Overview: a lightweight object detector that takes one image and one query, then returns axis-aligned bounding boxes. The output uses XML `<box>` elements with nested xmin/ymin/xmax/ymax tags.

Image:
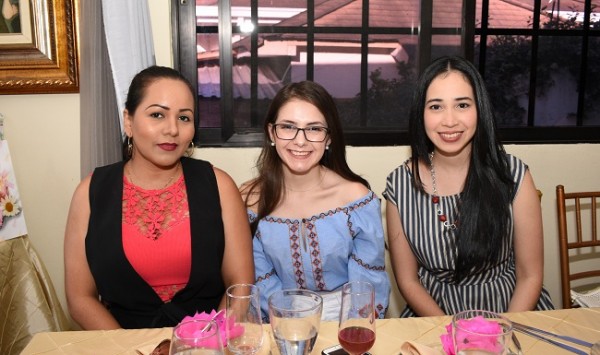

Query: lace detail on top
<box><xmin>123</xmin><ymin>174</ymin><xmax>189</xmax><ymax>240</ymax></box>
<box><xmin>156</xmin><ymin>284</ymin><xmax>187</xmax><ymax>302</ymax></box>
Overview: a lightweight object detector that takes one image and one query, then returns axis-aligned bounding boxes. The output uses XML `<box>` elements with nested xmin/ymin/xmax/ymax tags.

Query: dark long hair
<box><xmin>245</xmin><ymin>81</ymin><xmax>369</xmax><ymax>235</ymax></box>
<box><xmin>409</xmin><ymin>56</ymin><xmax>514</xmax><ymax>281</ymax></box>
<box><xmin>121</xmin><ymin>65</ymin><xmax>197</xmax><ymax>161</ymax></box>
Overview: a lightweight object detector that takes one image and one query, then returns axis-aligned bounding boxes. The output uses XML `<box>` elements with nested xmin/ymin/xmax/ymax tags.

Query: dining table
<box><xmin>20</xmin><ymin>307</ymin><xmax>600</xmax><ymax>354</ymax></box>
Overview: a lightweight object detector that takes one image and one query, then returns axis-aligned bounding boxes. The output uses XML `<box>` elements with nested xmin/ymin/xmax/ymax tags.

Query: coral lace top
<box><xmin>122</xmin><ymin>174</ymin><xmax>191</xmax><ymax>302</ymax></box>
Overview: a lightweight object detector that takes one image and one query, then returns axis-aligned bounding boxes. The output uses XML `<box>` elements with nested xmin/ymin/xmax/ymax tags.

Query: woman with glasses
<box><xmin>241</xmin><ymin>81</ymin><xmax>390</xmax><ymax>321</ymax></box>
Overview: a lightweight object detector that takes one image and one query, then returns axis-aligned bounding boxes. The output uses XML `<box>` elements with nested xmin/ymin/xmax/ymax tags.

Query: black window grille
<box><xmin>173</xmin><ymin>0</ymin><xmax>600</xmax><ymax>147</ymax></box>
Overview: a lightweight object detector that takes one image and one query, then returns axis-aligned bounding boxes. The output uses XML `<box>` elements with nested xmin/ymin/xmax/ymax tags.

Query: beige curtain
<box><xmin>79</xmin><ymin>0</ymin><xmax>123</xmax><ymax>177</ymax></box>
<box><xmin>0</xmin><ymin>236</ymin><xmax>70</xmax><ymax>355</ymax></box>
<box><xmin>79</xmin><ymin>0</ymin><xmax>155</xmax><ymax>177</ymax></box>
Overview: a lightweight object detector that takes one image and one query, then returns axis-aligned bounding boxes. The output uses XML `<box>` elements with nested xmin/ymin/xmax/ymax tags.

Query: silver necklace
<box><xmin>429</xmin><ymin>152</ymin><xmax>457</xmax><ymax>230</ymax></box>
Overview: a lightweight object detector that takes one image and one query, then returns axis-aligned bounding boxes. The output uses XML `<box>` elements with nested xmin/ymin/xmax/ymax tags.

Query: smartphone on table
<box><xmin>321</xmin><ymin>344</ymin><xmax>372</xmax><ymax>355</ymax></box>
<box><xmin>321</xmin><ymin>344</ymin><xmax>349</xmax><ymax>355</ymax></box>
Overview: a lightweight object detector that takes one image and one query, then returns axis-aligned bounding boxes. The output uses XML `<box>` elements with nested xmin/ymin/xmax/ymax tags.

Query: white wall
<box><xmin>0</xmin><ymin>0</ymin><xmax>599</xmax><ymax>325</ymax></box>
<box><xmin>0</xmin><ymin>94</ymin><xmax>80</xmax><ymax>317</ymax></box>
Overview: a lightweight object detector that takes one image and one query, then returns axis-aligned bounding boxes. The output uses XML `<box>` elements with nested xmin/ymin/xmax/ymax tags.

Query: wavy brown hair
<box><xmin>244</xmin><ymin>81</ymin><xmax>369</xmax><ymax>235</ymax></box>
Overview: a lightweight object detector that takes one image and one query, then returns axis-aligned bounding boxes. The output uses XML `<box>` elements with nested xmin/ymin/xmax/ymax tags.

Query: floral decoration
<box><xmin>177</xmin><ymin>309</ymin><xmax>244</xmax><ymax>347</ymax></box>
<box><xmin>440</xmin><ymin>316</ymin><xmax>504</xmax><ymax>355</ymax></box>
<box><xmin>0</xmin><ymin>170</ymin><xmax>21</xmax><ymax>229</ymax></box>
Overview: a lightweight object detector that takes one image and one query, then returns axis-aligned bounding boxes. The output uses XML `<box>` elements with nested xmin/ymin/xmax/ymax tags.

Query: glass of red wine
<box><xmin>337</xmin><ymin>281</ymin><xmax>376</xmax><ymax>355</ymax></box>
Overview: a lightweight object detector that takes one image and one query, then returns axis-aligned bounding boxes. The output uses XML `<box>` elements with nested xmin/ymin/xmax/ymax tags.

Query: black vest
<box><xmin>86</xmin><ymin>157</ymin><xmax>225</xmax><ymax>328</ymax></box>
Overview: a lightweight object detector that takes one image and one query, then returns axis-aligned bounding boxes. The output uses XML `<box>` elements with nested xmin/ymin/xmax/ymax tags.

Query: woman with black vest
<box><xmin>64</xmin><ymin>66</ymin><xmax>254</xmax><ymax>329</ymax></box>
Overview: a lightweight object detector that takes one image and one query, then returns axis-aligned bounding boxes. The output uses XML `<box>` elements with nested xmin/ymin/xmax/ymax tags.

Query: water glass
<box><xmin>226</xmin><ymin>284</ymin><xmax>263</xmax><ymax>354</ymax></box>
<box><xmin>268</xmin><ymin>289</ymin><xmax>323</xmax><ymax>355</ymax></box>
<box><xmin>170</xmin><ymin>319</ymin><xmax>224</xmax><ymax>355</ymax></box>
<box><xmin>452</xmin><ymin>310</ymin><xmax>513</xmax><ymax>355</ymax></box>
<box><xmin>338</xmin><ymin>281</ymin><xmax>376</xmax><ymax>355</ymax></box>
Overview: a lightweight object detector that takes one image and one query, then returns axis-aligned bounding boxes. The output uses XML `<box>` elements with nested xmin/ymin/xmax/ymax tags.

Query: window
<box><xmin>173</xmin><ymin>0</ymin><xmax>600</xmax><ymax>147</ymax></box>
<box><xmin>474</xmin><ymin>0</ymin><xmax>600</xmax><ymax>142</ymax></box>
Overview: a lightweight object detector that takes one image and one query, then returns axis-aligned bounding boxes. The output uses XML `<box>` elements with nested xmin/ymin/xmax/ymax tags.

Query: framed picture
<box><xmin>0</xmin><ymin>0</ymin><xmax>79</xmax><ymax>94</ymax></box>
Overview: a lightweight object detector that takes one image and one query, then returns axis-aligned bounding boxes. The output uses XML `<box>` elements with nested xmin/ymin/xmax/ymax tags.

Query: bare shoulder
<box><xmin>212</xmin><ymin>166</ymin><xmax>237</xmax><ymax>189</ymax></box>
<box><xmin>514</xmin><ymin>169</ymin><xmax>539</xmax><ymax>205</ymax></box>
<box><xmin>239</xmin><ymin>178</ymin><xmax>258</xmax><ymax>196</ymax></box>
<box><xmin>239</xmin><ymin>178</ymin><xmax>260</xmax><ymax>208</ymax></box>
<box><xmin>71</xmin><ymin>175</ymin><xmax>92</xmax><ymax>205</ymax></box>
<box><xmin>65</xmin><ymin>175</ymin><xmax>93</xmax><ymax>243</ymax></box>
<box><xmin>212</xmin><ymin>167</ymin><xmax>244</xmax><ymax>204</ymax></box>
<box><xmin>324</xmin><ymin>170</ymin><xmax>371</xmax><ymax>204</ymax></box>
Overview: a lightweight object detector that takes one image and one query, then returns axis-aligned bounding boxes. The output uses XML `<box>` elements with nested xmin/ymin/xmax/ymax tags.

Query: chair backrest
<box><xmin>556</xmin><ymin>185</ymin><xmax>600</xmax><ymax>308</ymax></box>
<box><xmin>0</xmin><ymin>235</ymin><xmax>71</xmax><ymax>355</ymax></box>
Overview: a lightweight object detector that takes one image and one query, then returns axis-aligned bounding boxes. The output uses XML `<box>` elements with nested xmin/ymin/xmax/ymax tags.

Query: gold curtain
<box><xmin>0</xmin><ymin>235</ymin><xmax>70</xmax><ymax>355</ymax></box>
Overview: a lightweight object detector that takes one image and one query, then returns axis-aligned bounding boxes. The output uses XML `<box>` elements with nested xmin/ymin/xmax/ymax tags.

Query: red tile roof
<box><xmin>197</xmin><ymin>0</ymin><xmax>594</xmax><ymax>61</ymax></box>
<box><xmin>197</xmin><ymin>0</ymin><xmax>588</xmax><ymax>30</ymax></box>
<box><xmin>275</xmin><ymin>0</ymin><xmax>548</xmax><ymax>29</ymax></box>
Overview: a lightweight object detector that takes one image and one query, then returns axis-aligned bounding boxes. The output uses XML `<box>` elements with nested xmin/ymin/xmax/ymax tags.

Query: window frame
<box><xmin>172</xmin><ymin>0</ymin><xmax>600</xmax><ymax>147</ymax></box>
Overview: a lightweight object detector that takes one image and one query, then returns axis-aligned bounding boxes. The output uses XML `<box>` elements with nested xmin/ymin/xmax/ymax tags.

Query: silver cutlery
<box><xmin>512</xmin><ymin>322</ymin><xmax>593</xmax><ymax>355</ymax></box>
<box><xmin>509</xmin><ymin>332</ymin><xmax>523</xmax><ymax>355</ymax></box>
<box><xmin>513</xmin><ymin>321</ymin><xmax>593</xmax><ymax>347</ymax></box>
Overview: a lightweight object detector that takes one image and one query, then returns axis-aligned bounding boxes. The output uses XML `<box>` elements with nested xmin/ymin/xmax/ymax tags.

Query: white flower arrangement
<box><xmin>0</xmin><ymin>170</ymin><xmax>21</xmax><ymax>229</ymax></box>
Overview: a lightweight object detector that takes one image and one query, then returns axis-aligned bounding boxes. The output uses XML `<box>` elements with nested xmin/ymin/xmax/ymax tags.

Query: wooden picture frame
<box><xmin>0</xmin><ymin>0</ymin><xmax>79</xmax><ymax>94</ymax></box>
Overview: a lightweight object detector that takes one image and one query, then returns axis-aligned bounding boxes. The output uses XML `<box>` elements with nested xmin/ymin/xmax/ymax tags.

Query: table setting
<box><xmin>19</xmin><ymin>287</ymin><xmax>600</xmax><ymax>355</ymax></box>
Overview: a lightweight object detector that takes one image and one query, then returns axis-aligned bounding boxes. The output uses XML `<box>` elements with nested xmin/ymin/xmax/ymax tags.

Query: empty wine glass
<box><xmin>268</xmin><ymin>289</ymin><xmax>323</xmax><ymax>355</ymax></box>
<box><xmin>337</xmin><ymin>281</ymin><xmax>376</xmax><ymax>355</ymax></box>
<box><xmin>226</xmin><ymin>283</ymin><xmax>263</xmax><ymax>354</ymax></box>
<box><xmin>170</xmin><ymin>319</ymin><xmax>224</xmax><ymax>354</ymax></box>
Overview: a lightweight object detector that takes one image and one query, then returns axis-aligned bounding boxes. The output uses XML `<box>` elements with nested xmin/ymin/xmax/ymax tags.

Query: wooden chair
<box><xmin>556</xmin><ymin>185</ymin><xmax>600</xmax><ymax>308</ymax></box>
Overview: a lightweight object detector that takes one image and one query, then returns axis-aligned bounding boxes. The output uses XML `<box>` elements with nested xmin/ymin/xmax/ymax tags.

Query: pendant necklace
<box><xmin>128</xmin><ymin>162</ymin><xmax>180</xmax><ymax>190</ymax></box>
<box><xmin>429</xmin><ymin>152</ymin><xmax>457</xmax><ymax>230</ymax></box>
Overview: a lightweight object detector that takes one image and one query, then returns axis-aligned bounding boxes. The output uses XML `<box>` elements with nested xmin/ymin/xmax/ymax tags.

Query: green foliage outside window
<box><xmin>359</xmin><ymin>11</ymin><xmax>599</xmax><ymax>129</ymax></box>
<box><xmin>481</xmin><ymin>11</ymin><xmax>600</xmax><ymax>126</ymax></box>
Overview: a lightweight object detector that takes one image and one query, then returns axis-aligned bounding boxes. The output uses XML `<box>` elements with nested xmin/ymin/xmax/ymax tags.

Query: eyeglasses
<box><xmin>273</xmin><ymin>124</ymin><xmax>330</xmax><ymax>142</ymax></box>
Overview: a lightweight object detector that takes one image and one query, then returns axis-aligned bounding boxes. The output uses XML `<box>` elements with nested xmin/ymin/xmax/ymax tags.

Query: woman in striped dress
<box><xmin>383</xmin><ymin>56</ymin><xmax>553</xmax><ymax>317</ymax></box>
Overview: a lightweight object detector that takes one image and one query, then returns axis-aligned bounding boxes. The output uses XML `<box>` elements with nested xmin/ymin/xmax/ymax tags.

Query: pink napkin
<box><xmin>178</xmin><ymin>310</ymin><xmax>244</xmax><ymax>346</ymax></box>
<box><xmin>440</xmin><ymin>316</ymin><xmax>503</xmax><ymax>355</ymax></box>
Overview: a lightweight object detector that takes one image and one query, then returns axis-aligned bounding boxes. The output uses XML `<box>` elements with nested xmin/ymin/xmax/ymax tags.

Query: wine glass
<box><xmin>170</xmin><ymin>319</ymin><xmax>225</xmax><ymax>354</ymax></box>
<box><xmin>226</xmin><ymin>283</ymin><xmax>263</xmax><ymax>354</ymax></box>
<box><xmin>268</xmin><ymin>289</ymin><xmax>323</xmax><ymax>355</ymax></box>
<box><xmin>337</xmin><ymin>281</ymin><xmax>376</xmax><ymax>355</ymax></box>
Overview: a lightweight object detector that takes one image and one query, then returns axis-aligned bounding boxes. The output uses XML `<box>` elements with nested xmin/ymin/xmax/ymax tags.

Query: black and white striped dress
<box><xmin>383</xmin><ymin>154</ymin><xmax>554</xmax><ymax>317</ymax></box>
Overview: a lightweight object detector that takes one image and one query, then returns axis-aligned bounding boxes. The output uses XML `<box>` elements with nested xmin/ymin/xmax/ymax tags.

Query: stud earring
<box><xmin>325</xmin><ymin>145</ymin><xmax>329</xmax><ymax>150</ymax></box>
<box><xmin>270</xmin><ymin>141</ymin><xmax>275</xmax><ymax>147</ymax></box>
